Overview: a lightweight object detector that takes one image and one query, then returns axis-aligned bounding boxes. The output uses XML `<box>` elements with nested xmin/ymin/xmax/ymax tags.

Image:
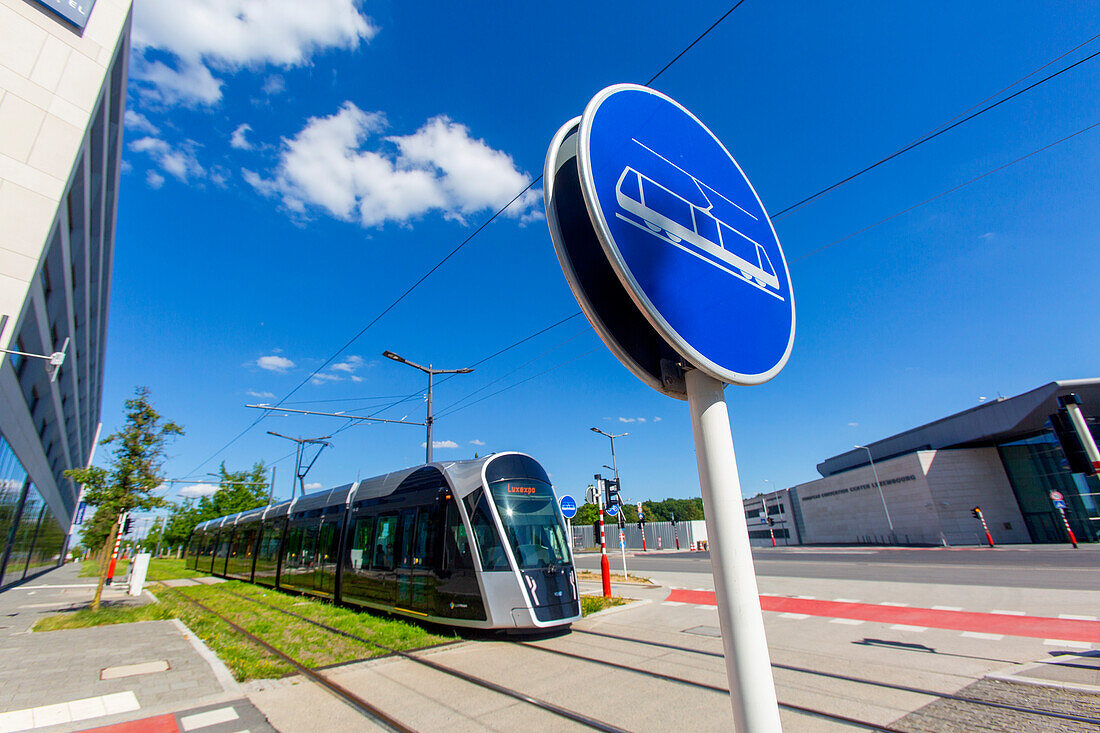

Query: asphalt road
<box><xmin>574</xmin><ymin>545</ymin><xmax>1100</xmax><ymax>590</ymax></box>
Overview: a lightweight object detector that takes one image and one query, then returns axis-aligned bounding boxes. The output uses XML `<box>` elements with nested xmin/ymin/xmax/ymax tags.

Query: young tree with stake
<box><xmin>65</xmin><ymin>387</ymin><xmax>182</xmax><ymax>610</ymax></box>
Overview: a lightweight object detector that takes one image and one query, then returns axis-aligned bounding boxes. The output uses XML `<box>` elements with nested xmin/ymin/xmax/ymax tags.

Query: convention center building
<box><xmin>774</xmin><ymin>380</ymin><xmax>1099</xmax><ymax>546</ymax></box>
<box><xmin>0</xmin><ymin>0</ymin><xmax>131</xmax><ymax>588</ymax></box>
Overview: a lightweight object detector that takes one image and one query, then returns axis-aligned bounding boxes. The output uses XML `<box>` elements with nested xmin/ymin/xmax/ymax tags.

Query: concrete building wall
<box><xmin>0</xmin><ymin>0</ymin><xmax>130</xmax><ymax>586</ymax></box>
<box><xmin>920</xmin><ymin>448</ymin><xmax>1030</xmax><ymax>545</ymax></box>
<box><xmin>743</xmin><ymin>489</ymin><xmax>799</xmax><ymax>546</ymax></box>
<box><xmin>792</xmin><ymin>448</ymin><xmax>1032</xmax><ymax>545</ymax></box>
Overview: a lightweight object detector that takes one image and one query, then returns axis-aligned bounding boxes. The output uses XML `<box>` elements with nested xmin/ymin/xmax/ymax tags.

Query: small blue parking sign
<box><xmin>605</xmin><ymin>503</ymin><xmax>619</xmax><ymax>517</ymax></box>
<box><xmin>559</xmin><ymin>494</ymin><xmax>577</xmax><ymax>519</ymax></box>
<box><xmin>576</xmin><ymin>84</ymin><xmax>795</xmax><ymax>385</ymax></box>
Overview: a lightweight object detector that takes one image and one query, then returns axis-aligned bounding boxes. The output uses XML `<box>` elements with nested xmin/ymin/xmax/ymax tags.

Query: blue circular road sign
<box><xmin>605</xmin><ymin>503</ymin><xmax>619</xmax><ymax>517</ymax></box>
<box><xmin>559</xmin><ymin>494</ymin><xmax>578</xmax><ymax>519</ymax></box>
<box><xmin>575</xmin><ymin>84</ymin><xmax>795</xmax><ymax>386</ymax></box>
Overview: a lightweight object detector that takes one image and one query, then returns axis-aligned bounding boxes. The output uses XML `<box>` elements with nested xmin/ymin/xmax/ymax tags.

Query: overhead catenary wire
<box><xmin>772</xmin><ymin>47</ymin><xmax>1100</xmax><ymax>220</ymax></box>
<box><xmin>182</xmin><ymin>2</ymin><xmax>752</xmax><ymax>478</ymax></box>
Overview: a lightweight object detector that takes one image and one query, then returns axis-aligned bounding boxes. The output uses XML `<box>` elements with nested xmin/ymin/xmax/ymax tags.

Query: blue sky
<box><xmin>102</xmin><ymin>1</ymin><xmax>1100</xmax><ymax>520</ymax></box>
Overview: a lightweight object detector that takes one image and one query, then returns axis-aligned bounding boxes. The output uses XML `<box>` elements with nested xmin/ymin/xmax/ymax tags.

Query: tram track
<box><xmin>564</xmin><ymin>629</ymin><xmax>1100</xmax><ymax>727</ymax></box>
<box><xmin>162</xmin><ymin>585</ymin><xmax>415</xmax><ymax>733</ymax></box>
<box><xmin>177</xmin><ymin>583</ymin><xmax>629</xmax><ymax>732</ymax></box>
<box><xmin>192</xmin><ymin>583</ymin><xmax>910</xmax><ymax>732</ymax></box>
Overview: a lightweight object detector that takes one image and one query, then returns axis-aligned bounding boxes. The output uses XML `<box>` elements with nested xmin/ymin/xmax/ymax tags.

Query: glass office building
<box><xmin>0</xmin><ymin>0</ymin><xmax>131</xmax><ymax>587</ymax></box>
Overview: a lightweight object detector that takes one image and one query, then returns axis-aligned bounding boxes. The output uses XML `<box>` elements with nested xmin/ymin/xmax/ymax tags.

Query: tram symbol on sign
<box><xmin>614</xmin><ymin>139</ymin><xmax>784</xmax><ymax>301</ymax></box>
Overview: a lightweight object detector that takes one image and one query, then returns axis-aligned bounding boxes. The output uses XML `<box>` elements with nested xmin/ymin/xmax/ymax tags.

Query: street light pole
<box><xmin>856</xmin><ymin>444</ymin><xmax>894</xmax><ymax>539</ymax></box>
<box><xmin>590</xmin><ymin>427</ymin><xmax>627</xmax><ymax>485</ymax></box>
<box><xmin>383</xmin><ymin>351</ymin><xmax>473</xmax><ymax>463</ymax></box>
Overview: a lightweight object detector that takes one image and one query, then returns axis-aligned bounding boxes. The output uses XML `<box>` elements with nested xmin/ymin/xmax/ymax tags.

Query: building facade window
<box><xmin>998</xmin><ymin>431</ymin><xmax>1099</xmax><ymax>543</ymax></box>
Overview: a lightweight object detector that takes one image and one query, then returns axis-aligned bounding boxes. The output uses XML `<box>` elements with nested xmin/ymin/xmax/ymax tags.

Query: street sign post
<box><xmin>1049</xmin><ymin>490</ymin><xmax>1067</xmax><ymax>509</ymax></box>
<box><xmin>545</xmin><ymin>84</ymin><xmax>791</xmax><ymax>731</ymax></box>
<box><xmin>1050</xmin><ymin>491</ymin><xmax>1077</xmax><ymax>548</ymax></box>
<box><xmin>560</xmin><ymin>495</ymin><xmax>577</xmax><ymax>550</ymax></box>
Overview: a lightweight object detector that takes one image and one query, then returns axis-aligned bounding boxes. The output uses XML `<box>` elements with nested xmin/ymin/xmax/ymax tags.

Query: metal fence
<box><xmin>567</xmin><ymin>520</ymin><xmax>707</xmax><ymax>551</ymax></box>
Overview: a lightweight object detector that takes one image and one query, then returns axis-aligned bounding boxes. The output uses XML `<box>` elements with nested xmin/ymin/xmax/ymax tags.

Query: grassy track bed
<box><xmin>35</xmin><ymin>578</ymin><xmax>456</xmax><ymax>681</ymax></box>
<box><xmin>77</xmin><ymin>558</ymin><xmax>205</xmax><ymax>581</ymax></box>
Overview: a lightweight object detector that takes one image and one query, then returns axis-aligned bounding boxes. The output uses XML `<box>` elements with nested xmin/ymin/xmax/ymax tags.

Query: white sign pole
<box><xmin>686</xmin><ymin>369</ymin><xmax>782</xmax><ymax>732</ymax></box>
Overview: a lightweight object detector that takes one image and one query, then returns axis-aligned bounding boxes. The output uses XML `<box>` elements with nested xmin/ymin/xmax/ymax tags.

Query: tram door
<box><xmin>315</xmin><ymin>519</ymin><xmax>339</xmax><ymax>597</ymax></box>
<box><xmin>395</xmin><ymin>508</ymin><xmax>435</xmax><ymax>615</ymax></box>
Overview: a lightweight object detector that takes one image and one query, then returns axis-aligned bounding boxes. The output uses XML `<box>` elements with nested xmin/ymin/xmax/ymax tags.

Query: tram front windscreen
<box><xmin>488</xmin><ymin>479</ymin><xmax>570</xmax><ymax>570</ymax></box>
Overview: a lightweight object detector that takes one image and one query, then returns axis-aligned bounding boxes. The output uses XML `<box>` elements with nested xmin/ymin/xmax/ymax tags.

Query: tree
<box><xmin>65</xmin><ymin>387</ymin><xmax>182</xmax><ymax>610</ymax></box>
<box><xmin>163</xmin><ymin>461</ymin><xmax>268</xmax><ymax>549</ymax></box>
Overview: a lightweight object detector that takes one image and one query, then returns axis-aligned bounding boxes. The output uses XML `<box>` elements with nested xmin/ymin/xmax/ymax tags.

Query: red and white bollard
<box><xmin>598</xmin><ymin>508</ymin><xmax>612</xmax><ymax>597</ymax></box>
<box><xmin>1058</xmin><ymin>507</ymin><xmax>1079</xmax><ymax>549</ymax></box>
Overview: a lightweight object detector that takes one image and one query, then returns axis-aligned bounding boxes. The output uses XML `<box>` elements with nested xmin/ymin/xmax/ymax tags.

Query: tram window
<box><xmin>284</xmin><ymin>527</ymin><xmax>302</xmax><ymax>568</ymax></box>
<box><xmin>350</xmin><ymin>517</ymin><xmax>374</xmax><ymax>571</ymax></box>
<box><xmin>464</xmin><ymin>489</ymin><xmax>510</xmax><ymax>571</ymax></box>
<box><xmin>413</xmin><ymin>507</ymin><xmax>441</xmax><ymax>568</ymax></box>
<box><xmin>488</xmin><ymin>479</ymin><xmax>570</xmax><ymax>570</ymax></box>
<box><xmin>301</xmin><ymin>525</ymin><xmax>319</xmax><ymax>567</ymax></box>
<box><xmin>372</xmin><ymin>515</ymin><xmax>397</xmax><ymax>570</ymax></box>
<box><xmin>398</xmin><ymin>511</ymin><xmax>417</xmax><ymax>568</ymax></box>
<box><xmin>443</xmin><ymin>502</ymin><xmax>473</xmax><ymax>571</ymax></box>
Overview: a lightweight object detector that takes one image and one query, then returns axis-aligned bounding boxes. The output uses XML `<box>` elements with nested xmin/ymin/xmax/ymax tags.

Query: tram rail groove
<box><xmin>163</xmin><ymin>586</ymin><xmax>414</xmax><ymax>733</ymax></box>
<box><xmin>571</xmin><ymin>629</ymin><xmax>1100</xmax><ymax>727</ymax></box>
<box><xmin>216</xmin><ymin>586</ymin><xmax>630</xmax><ymax>733</ymax></box>
<box><xmin>511</xmin><ymin>639</ymin><xmax>908</xmax><ymax>732</ymax></box>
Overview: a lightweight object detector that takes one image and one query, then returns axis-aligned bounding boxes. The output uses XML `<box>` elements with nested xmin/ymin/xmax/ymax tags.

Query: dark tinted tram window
<box><xmin>372</xmin><ymin>515</ymin><xmax>397</xmax><ymax>570</ymax></box>
<box><xmin>443</xmin><ymin>502</ymin><xmax>473</xmax><ymax>571</ymax></box>
<box><xmin>258</xmin><ymin>522</ymin><xmax>282</xmax><ymax>563</ymax></box>
<box><xmin>284</xmin><ymin>527</ymin><xmax>303</xmax><ymax>568</ymax></box>
<box><xmin>398</xmin><ymin>511</ymin><xmax>416</xmax><ymax>569</ymax></box>
<box><xmin>349</xmin><ymin>517</ymin><xmax>373</xmax><ymax>571</ymax></box>
<box><xmin>414</xmin><ymin>506</ymin><xmax>441</xmax><ymax>568</ymax></box>
<box><xmin>484</xmin><ymin>454</ymin><xmax>551</xmax><ymax>485</ymax></box>
<box><xmin>301</xmin><ymin>525</ymin><xmax>319</xmax><ymax>567</ymax></box>
<box><xmin>464</xmin><ymin>489</ymin><xmax>509</xmax><ymax>571</ymax></box>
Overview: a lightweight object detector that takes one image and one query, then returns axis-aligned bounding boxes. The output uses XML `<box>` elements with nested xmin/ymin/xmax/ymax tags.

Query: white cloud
<box><xmin>131</xmin><ymin>0</ymin><xmax>378</xmax><ymax>106</ymax></box>
<box><xmin>847</xmin><ymin>422</ymin><xmax>859</xmax><ymax>427</ymax></box>
<box><xmin>246</xmin><ymin>389</ymin><xmax>276</xmax><ymax>399</ymax></box>
<box><xmin>125</xmin><ymin>110</ymin><xmax>159</xmax><ymax>135</ymax></box>
<box><xmin>979</xmin><ymin>232</ymin><xmax>995</xmax><ymax>240</ymax></box>
<box><xmin>230</xmin><ymin>123</ymin><xmax>254</xmax><ymax>150</ymax></box>
<box><xmin>179</xmin><ymin>483</ymin><xmax>219</xmax><ymax>497</ymax></box>
<box><xmin>422</xmin><ymin>440</ymin><xmax>459</xmax><ymax>449</ymax></box>
<box><xmin>257</xmin><ymin>354</ymin><xmax>295</xmax><ymax>372</ymax></box>
<box><xmin>469</xmin><ymin>439</ymin><xmax>485</xmax><ymax>446</ymax></box>
<box><xmin>653</xmin><ymin>416</ymin><xmax>662</xmax><ymax>422</ymax></box>
<box><xmin>130</xmin><ymin>136</ymin><xmax>205</xmax><ymax>182</ymax></box>
<box><xmin>304</xmin><ymin>482</ymin><xmax>323</xmax><ymax>491</ymax></box>
<box><xmin>131</xmin><ymin>58</ymin><xmax>223</xmax><ymax>107</ymax></box>
<box><xmin>145</xmin><ymin>170</ymin><xmax>165</xmax><ymax>189</ymax></box>
<box><xmin>245</xmin><ymin>102</ymin><xmax>541</xmax><ymax>227</ymax></box>
<box><xmin>263</xmin><ymin>74</ymin><xmax>286</xmax><ymax>95</ymax></box>
<box><xmin>331</xmin><ymin>355</ymin><xmax>364</xmax><ymax>373</ymax></box>
<box><xmin>618</xmin><ymin>417</ymin><xmax>646</xmax><ymax>423</ymax></box>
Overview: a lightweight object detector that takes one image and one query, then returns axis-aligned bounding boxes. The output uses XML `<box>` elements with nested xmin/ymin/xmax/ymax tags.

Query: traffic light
<box><xmin>971</xmin><ymin>507</ymin><xmax>981</xmax><ymax>519</ymax></box>
<box><xmin>670</xmin><ymin>512</ymin><xmax>678</xmax><ymax>527</ymax></box>
<box><xmin>121</xmin><ymin>515</ymin><xmax>132</xmax><ymax>535</ymax></box>
<box><xmin>766</xmin><ymin>516</ymin><xmax>775</xmax><ymax>526</ymax></box>
<box><xmin>605</xmin><ymin>478</ymin><xmax>621</xmax><ymax>508</ymax></box>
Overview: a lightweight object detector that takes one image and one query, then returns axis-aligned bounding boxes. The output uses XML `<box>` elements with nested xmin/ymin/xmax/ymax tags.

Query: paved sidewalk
<box><xmin>0</xmin><ymin>564</ymin><xmax>272</xmax><ymax>733</ymax></box>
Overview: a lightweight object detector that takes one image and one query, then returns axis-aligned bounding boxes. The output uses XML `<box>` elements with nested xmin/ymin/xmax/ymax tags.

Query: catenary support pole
<box><xmin>686</xmin><ymin>369</ymin><xmax>782</xmax><ymax>732</ymax></box>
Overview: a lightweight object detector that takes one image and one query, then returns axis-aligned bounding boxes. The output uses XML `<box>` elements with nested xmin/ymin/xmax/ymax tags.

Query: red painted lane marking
<box><xmin>664</xmin><ymin>589</ymin><xmax>1100</xmax><ymax>643</ymax></box>
<box><xmin>74</xmin><ymin>713</ymin><xmax>178</xmax><ymax>733</ymax></box>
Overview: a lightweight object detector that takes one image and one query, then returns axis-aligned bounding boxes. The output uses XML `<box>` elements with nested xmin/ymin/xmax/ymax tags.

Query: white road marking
<box><xmin>932</xmin><ymin>605</ymin><xmax>962</xmax><ymax>611</ymax></box>
<box><xmin>889</xmin><ymin>624</ymin><xmax>927</xmax><ymax>632</ymax></box>
<box><xmin>833</xmin><ymin>598</ymin><xmax>860</xmax><ymax>603</ymax></box>
<box><xmin>0</xmin><ymin>692</ymin><xmax>139</xmax><ymax>733</ymax></box>
<box><xmin>662</xmin><ymin>601</ymin><xmax>686</xmax><ymax>607</ymax></box>
<box><xmin>180</xmin><ymin>706</ymin><xmax>240</xmax><ymax>731</ymax></box>
<box><xmin>991</xmin><ymin>610</ymin><xmax>1025</xmax><ymax>616</ymax></box>
<box><xmin>779</xmin><ymin>613</ymin><xmax>810</xmax><ymax>620</ymax></box>
<box><xmin>1058</xmin><ymin>614</ymin><xmax>1097</xmax><ymax>621</ymax></box>
<box><xmin>829</xmin><ymin>618</ymin><xmax>864</xmax><ymax>625</ymax></box>
<box><xmin>1043</xmin><ymin>639</ymin><xmax>1092</xmax><ymax>649</ymax></box>
<box><xmin>879</xmin><ymin>602</ymin><xmax>909</xmax><ymax>607</ymax></box>
<box><xmin>960</xmin><ymin>632</ymin><xmax>1003</xmax><ymax>640</ymax></box>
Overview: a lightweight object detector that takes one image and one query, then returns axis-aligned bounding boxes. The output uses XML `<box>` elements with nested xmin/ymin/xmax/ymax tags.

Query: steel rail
<box><xmin>572</xmin><ymin>629</ymin><xmax>1100</xmax><ymax>726</ymax></box>
<box><xmin>163</xmin><ymin>587</ymin><xmax>415</xmax><ymax>733</ymax></box>
<box><xmin>218</xmin><ymin>588</ymin><xmax>629</xmax><ymax>733</ymax></box>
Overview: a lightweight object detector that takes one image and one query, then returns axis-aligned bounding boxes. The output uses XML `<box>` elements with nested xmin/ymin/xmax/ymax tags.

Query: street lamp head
<box><xmin>590</xmin><ymin>427</ymin><xmax>601</xmax><ymax>434</ymax></box>
<box><xmin>382</xmin><ymin>350</ymin><xmax>404</xmax><ymax>363</ymax></box>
